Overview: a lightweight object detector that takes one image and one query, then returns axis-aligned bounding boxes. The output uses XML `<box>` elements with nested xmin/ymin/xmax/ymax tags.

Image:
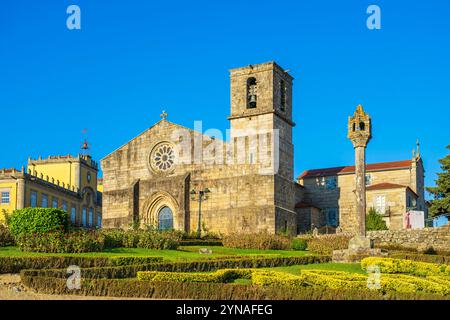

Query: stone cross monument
<box><xmin>347</xmin><ymin>105</ymin><xmax>372</xmax><ymax>237</ymax></box>
<box><xmin>333</xmin><ymin>105</ymin><xmax>386</xmax><ymax>262</ymax></box>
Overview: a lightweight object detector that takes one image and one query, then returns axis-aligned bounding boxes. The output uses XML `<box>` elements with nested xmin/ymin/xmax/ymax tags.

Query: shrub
<box><xmin>307</xmin><ymin>235</ymin><xmax>351</xmax><ymax>255</ymax></box>
<box><xmin>137</xmin><ymin>230</ymin><xmax>182</xmax><ymax>250</ymax></box>
<box><xmin>8</xmin><ymin>208</ymin><xmax>69</xmax><ymax>239</ymax></box>
<box><xmin>361</xmin><ymin>257</ymin><xmax>449</xmax><ymax>277</ymax></box>
<box><xmin>20</xmin><ymin>270</ymin><xmax>450</xmax><ymax>300</ymax></box>
<box><xmin>22</xmin><ymin>255</ymin><xmax>331</xmax><ymax>280</ymax></box>
<box><xmin>100</xmin><ymin>229</ymin><xmax>182</xmax><ymax>250</ymax></box>
<box><xmin>389</xmin><ymin>253</ymin><xmax>450</xmax><ymax>265</ymax></box>
<box><xmin>291</xmin><ymin>238</ymin><xmax>308</xmax><ymax>251</ymax></box>
<box><xmin>0</xmin><ymin>256</ymin><xmax>163</xmax><ymax>274</ymax></box>
<box><xmin>101</xmin><ymin>229</ymin><xmax>124</xmax><ymax>248</ymax></box>
<box><xmin>222</xmin><ymin>232</ymin><xmax>291</xmax><ymax>250</ymax></box>
<box><xmin>15</xmin><ymin>230</ymin><xmax>104</xmax><ymax>253</ymax></box>
<box><xmin>137</xmin><ymin>269</ymin><xmax>252</xmax><ymax>283</ymax></box>
<box><xmin>0</xmin><ymin>224</ymin><xmax>14</xmax><ymax>247</ymax></box>
<box><xmin>366</xmin><ymin>208</ymin><xmax>388</xmax><ymax>231</ymax></box>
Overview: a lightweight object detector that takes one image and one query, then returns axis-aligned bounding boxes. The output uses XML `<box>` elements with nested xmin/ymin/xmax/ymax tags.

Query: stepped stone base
<box><xmin>333</xmin><ymin>235</ymin><xmax>387</xmax><ymax>263</ymax></box>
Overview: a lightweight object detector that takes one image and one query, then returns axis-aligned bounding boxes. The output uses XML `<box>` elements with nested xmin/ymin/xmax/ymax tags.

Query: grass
<box><xmin>0</xmin><ymin>246</ymin><xmax>309</xmax><ymax>262</ymax></box>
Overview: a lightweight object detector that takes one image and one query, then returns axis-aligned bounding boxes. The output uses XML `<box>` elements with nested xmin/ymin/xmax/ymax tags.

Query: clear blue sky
<box><xmin>1</xmin><ymin>0</ymin><xmax>449</xmax><ymax>196</ymax></box>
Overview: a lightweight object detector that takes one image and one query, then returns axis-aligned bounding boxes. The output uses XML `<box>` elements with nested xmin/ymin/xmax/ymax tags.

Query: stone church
<box><xmin>101</xmin><ymin>62</ymin><xmax>299</xmax><ymax>235</ymax></box>
<box><xmin>101</xmin><ymin>61</ymin><xmax>426</xmax><ymax>235</ymax></box>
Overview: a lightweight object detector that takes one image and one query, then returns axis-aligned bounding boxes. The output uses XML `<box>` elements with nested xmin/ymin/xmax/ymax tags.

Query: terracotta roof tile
<box><xmin>298</xmin><ymin>160</ymin><xmax>412</xmax><ymax>179</ymax></box>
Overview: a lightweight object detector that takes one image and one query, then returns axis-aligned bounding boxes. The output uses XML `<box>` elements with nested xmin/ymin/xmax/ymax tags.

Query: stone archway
<box><xmin>141</xmin><ymin>191</ymin><xmax>181</xmax><ymax>230</ymax></box>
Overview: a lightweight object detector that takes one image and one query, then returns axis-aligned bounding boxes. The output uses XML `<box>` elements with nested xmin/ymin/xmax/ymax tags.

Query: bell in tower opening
<box><xmin>247</xmin><ymin>77</ymin><xmax>257</xmax><ymax>108</ymax></box>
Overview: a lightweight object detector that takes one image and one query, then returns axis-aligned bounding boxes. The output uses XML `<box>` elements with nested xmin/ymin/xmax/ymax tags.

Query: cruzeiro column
<box><xmin>347</xmin><ymin>105</ymin><xmax>372</xmax><ymax>237</ymax></box>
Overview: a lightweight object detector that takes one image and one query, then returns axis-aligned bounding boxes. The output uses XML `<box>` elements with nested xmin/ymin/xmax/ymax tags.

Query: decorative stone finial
<box><xmin>348</xmin><ymin>104</ymin><xmax>372</xmax><ymax>148</ymax></box>
<box><xmin>160</xmin><ymin>110</ymin><xmax>168</xmax><ymax>120</ymax></box>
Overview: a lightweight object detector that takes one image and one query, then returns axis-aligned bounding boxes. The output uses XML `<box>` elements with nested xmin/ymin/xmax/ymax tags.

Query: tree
<box><xmin>427</xmin><ymin>145</ymin><xmax>450</xmax><ymax>217</ymax></box>
<box><xmin>366</xmin><ymin>207</ymin><xmax>388</xmax><ymax>231</ymax></box>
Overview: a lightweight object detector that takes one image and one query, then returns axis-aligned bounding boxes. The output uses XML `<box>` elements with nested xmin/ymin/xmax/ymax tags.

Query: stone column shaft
<box><xmin>355</xmin><ymin>146</ymin><xmax>366</xmax><ymax>237</ymax></box>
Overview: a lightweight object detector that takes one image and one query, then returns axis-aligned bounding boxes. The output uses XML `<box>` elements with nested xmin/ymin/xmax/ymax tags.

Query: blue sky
<box><xmin>0</xmin><ymin>0</ymin><xmax>449</xmax><ymax>196</ymax></box>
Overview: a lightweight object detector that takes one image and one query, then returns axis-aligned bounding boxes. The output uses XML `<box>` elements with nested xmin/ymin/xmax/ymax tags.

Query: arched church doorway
<box><xmin>158</xmin><ymin>206</ymin><xmax>174</xmax><ymax>230</ymax></box>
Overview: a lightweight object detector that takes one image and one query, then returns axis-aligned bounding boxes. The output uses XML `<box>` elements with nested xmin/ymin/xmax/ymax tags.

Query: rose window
<box><xmin>150</xmin><ymin>143</ymin><xmax>175</xmax><ymax>172</ymax></box>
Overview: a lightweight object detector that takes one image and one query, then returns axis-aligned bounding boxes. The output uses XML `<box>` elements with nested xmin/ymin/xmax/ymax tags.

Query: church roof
<box><xmin>298</xmin><ymin>160</ymin><xmax>412</xmax><ymax>179</ymax></box>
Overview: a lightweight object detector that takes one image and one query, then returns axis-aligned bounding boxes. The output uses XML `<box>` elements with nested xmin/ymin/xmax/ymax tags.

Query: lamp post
<box><xmin>190</xmin><ymin>188</ymin><xmax>211</xmax><ymax>237</ymax></box>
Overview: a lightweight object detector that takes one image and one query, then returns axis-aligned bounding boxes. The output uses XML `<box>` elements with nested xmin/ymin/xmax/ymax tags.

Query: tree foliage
<box><xmin>426</xmin><ymin>145</ymin><xmax>450</xmax><ymax>217</ymax></box>
<box><xmin>366</xmin><ymin>207</ymin><xmax>388</xmax><ymax>231</ymax></box>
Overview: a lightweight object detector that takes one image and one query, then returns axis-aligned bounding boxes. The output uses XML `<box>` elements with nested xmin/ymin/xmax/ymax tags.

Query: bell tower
<box><xmin>228</xmin><ymin>62</ymin><xmax>295</xmax><ymax>180</ymax></box>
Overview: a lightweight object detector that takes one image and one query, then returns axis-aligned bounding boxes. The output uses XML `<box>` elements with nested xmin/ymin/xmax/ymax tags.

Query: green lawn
<box><xmin>0</xmin><ymin>246</ymin><xmax>309</xmax><ymax>262</ymax></box>
<box><xmin>262</xmin><ymin>262</ymin><xmax>365</xmax><ymax>275</ymax></box>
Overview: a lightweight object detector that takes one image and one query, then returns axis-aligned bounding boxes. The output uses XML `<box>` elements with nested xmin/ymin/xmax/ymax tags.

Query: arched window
<box><xmin>82</xmin><ymin>207</ymin><xmax>87</xmax><ymax>227</ymax></box>
<box><xmin>279</xmin><ymin>80</ymin><xmax>286</xmax><ymax>111</ymax></box>
<box><xmin>88</xmin><ymin>208</ymin><xmax>93</xmax><ymax>227</ymax></box>
<box><xmin>97</xmin><ymin>213</ymin><xmax>102</xmax><ymax>228</ymax></box>
<box><xmin>158</xmin><ymin>206</ymin><xmax>174</xmax><ymax>231</ymax></box>
<box><xmin>247</xmin><ymin>77</ymin><xmax>257</xmax><ymax>109</ymax></box>
<box><xmin>352</xmin><ymin>123</ymin><xmax>356</xmax><ymax>132</ymax></box>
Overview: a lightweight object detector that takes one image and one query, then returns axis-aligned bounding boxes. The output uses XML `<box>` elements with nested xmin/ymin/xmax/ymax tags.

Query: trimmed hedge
<box><xmin>20</xmin><ymin>255</ymin><xmax>331</xmax><ymax>280</ymax></box>
<box><xmin>137</xmin><ymin>269</ymin><xmax>253</xmax><ymax>283</ymax></box>
<box><xmin>0</xmin><ymin>256</ymin><xmax>162</xmax><ymax>274</ymax></box>
<box><xmin>180</xmin><ymin>240</ymin><xmax>223</xmax><ymax>247</ymax></box>
<box><xmin>222</xmin><ymin>232</ymin><xmax>291</xmax><ymax>250</ymax></box>
<box><xmin>101</xmin><ymin>229</ymin><xmax>182</xmax><ymax>250</ymax></box>
<box><xmin>361</xmin><ymin>257</ymin><xmax>449</xmax><ymax>277</ymax></box>
<box><xmin>16</xmin><ymin>230</ymin><xmax>104</xmax><ymax>253</ymax></box>
<box><xmin>20</xmin><ymin>275</ymin><xmax>449</xmax><ymax>300</ymax></box>
<box><xmin>306</xmin><ymin>235</ymin><xmax>351</xmax><ymax>255</ymax></box>
<box><xmin>389</xmin><ymin>253</ymin><xmax>450</xmax><ymax>265</ymax></box>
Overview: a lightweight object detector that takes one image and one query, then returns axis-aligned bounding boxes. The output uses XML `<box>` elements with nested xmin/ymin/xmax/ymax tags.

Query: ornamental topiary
<box><xmin>8</xmin><ymin>208</ymin><xmax>69</xmax><ymax>239</ymax></box>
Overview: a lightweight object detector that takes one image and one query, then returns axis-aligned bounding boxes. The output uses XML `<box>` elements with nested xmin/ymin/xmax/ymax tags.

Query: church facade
<box><xmin>101</xmin><ymin>61</ymin><xmax>427</xmax><ymax>235</ymax></box>
<box><xmin>101</xmin><ymin>62</ymin><xmax>299</xmax><ymax>235</ymax></box>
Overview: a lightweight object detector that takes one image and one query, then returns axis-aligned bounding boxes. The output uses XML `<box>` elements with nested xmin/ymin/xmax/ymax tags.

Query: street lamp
<box><xmin>190</xmin><ymin>188</ymin><xmax>211</xmax><ymax>237</ymax></box>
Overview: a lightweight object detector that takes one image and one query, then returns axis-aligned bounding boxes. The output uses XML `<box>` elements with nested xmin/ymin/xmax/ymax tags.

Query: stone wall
<box><xmin>367</xmin><ymin>224</ymin><xmax>450</xmax><ymax>251</ymax></box>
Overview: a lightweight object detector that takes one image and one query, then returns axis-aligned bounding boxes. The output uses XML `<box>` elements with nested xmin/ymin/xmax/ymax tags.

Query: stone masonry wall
<box><xmin>367</xmin><ymin>224</ymin><xmax>450</xmax><ymax>251</ymax></box>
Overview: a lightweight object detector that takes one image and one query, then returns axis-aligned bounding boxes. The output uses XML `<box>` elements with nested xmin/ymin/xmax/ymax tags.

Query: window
<box><xmin>279</xmin><ymin>80</ymin><xmax>286</xmax><ymax>111</ymax></box>
<box><xmin>71</xmin><ymin>207</ymin><xmax>77</xmax><ymax>224</ymax></box>
<box><xmin>41</xmin><ymin>194</ymin><xmax>48</xmax><ymax>208</ymax></box>
<box><xmin>62</xmin><ymin>201</ymin><xmax>68</xmax><ymax>212</ymax></box>
<box><xmin>82</xmin><ymin>207</ymin><xmax>87</xmax><ymax>227</ymax></box>
<box><xmin>52</xmin><ymin>198</ymin><xmax>58</xmax><ymax>209</ymax></box>
<box><xmin>87</xmin><ymin>172</ymin><xmax>91</xmax><ymax>183</ymax></box>
<box><xmin>324</xmin><ymin>208</ymin><xmax>339</xmax><ymax>227</ymax></box>
<box><xmin>374</xmin><ymin>195</ymin><xmax>386</xmax><ymax>214</ymax></box>
<box><xmin>88</xmin><ymin>208</ymin><xmax>93</xmax><ymax>227</ymax></box>
<box><xmin>97</xmin><ymin>213</ymin><xmax>102</xmax><ymax>228</ymax></box>
<box><xmin>1</xmin><ymin>191</ymin><xmax>10</xmax><ymax>204</ymax></box>
<box><xmin>158</xmin><ymin>206</ymin><xmax>174</xmax><ymax>231</ymax></box>
<box><xmin>316</xmin><ymin>177</ymin><xmax>325</xmax><ymax>187</ymax></box>
<box><xmin>365</xmin><ymin>174</ymin><xmax>372</xmax><ymax>186</ymax></box>
<box><xmin>247</xmin><ymin>77</ymin><xmax>257</xmax><ymax>109</ymax></box>
<box><xmin>325</xmin><ymin>176</ymin><xmax>337</xmax><ymax>190</ymax></box>
<box><xmin>30</xmin><ymin>191</ymin><xmax>38</xmax><ymax>207</ymax></box>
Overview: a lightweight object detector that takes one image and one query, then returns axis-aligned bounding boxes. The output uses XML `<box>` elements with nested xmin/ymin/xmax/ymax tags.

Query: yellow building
<box><xmin>0</xmin><ymin>154</ymin><xmax>102</xmax><ymax>228</ymax></box>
